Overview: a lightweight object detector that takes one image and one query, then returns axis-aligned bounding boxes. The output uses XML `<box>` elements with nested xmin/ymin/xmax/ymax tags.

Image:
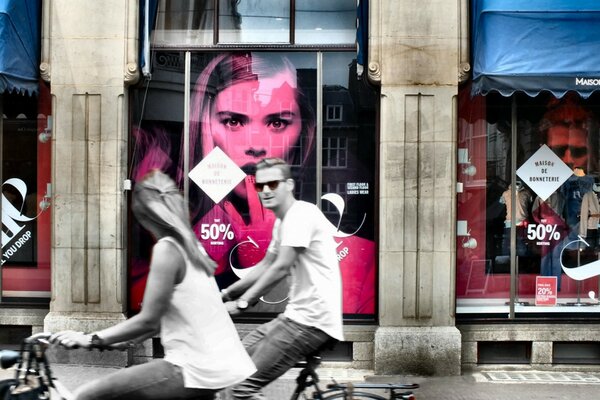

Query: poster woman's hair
<box><xmin>132</xmin><ymin>170</ymin><xmax>210</xmax><ymax>273</ymax></box>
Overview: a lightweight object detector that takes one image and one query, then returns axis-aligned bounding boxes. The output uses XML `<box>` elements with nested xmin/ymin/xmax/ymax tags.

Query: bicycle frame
<box><xmin>290</xmin><ymin>353</ymin><xmax>418</xmax><ymax>400</ymax></box>
<box><xmin>290</xmin><ymin>353</ymin><xmax>326</xmax><ymax>400</ymax></box>
<box><xmin>0</xmin><ymin>332</ymin><xmax>109</xmax><ymax>400</ymax></box>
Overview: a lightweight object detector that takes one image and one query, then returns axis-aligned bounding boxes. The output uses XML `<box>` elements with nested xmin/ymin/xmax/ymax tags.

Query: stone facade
<box><xmin>6</xmin><ymin>0</ymin><xmax>597</xmax><ymax>377</ymax></box>
<box><xmin>369</xmin><ymin>0</ymin><xmax>464</xmax><ymax>375</ymax></box>
<box><xmin>24</xmin><ymin>0</ymin><xmax>465</xmax><ymax>374</ymax></box>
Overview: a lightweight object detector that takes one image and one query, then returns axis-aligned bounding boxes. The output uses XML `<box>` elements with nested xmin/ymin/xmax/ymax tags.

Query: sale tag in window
<box><xmin>535</xmin><ymin>276</ymin><xmax>558</xmax><ymax>306</ymax></box>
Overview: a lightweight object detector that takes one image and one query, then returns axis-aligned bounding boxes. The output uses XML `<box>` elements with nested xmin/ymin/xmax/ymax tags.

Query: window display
<box><xmin>0</xmin><ymin>86</ymin><xmax>52</xmax><ymax>300</ymax></box>
<box><xmin>457</xmin><ymin>88</ymin><xmax>600</xmax><ymax>314</ymax></box>
<box><xmin>130</xmin><ymin>51</ymin><xmax>377</xmax><ymax>318</ymax></box>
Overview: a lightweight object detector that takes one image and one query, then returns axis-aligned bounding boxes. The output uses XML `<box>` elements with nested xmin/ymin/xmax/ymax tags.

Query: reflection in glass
<box><xmin>0</xmin><ymin>87</ymin><xmax>52</xmax><ymax>299</ymax></box>
<box><xmin>153</xmin><ymin>0</ymin><xmax>214</xmax><ymax>46</ymax></box>
<box><xmin>321</xmin><ymin>53</ymin><xmax>378</xmax><ymax>314</ymax></box>
<box><xmin>296</xmin><ymin>0</ymin><xmax>356</xmax><ymax>44</ymax></box>
<box><xmin>456</xmin><ymin>89</ymin><xmax>600</xmax><ymax>315</ymax></box>
<box><xmin>130</xmin><ymin>51</ymin><xmax>379</xmax><ymax>317</ymax></box>
<box><xmin>130</xmin><ymin>52</ymin><xmax>318</xmax><ymax>314</ymax></box>
<box><xmin>219</xmin><ymin>0</ymin><xmax>289</xmax><ymax>43</ymax></box>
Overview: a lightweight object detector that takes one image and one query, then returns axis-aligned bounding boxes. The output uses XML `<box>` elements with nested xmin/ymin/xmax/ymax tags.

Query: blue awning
<box><xmin>356</xmin><ymin>0</ymin><xmax>368</xmax><ymax>78</ymax></box>
<box><xmin>472</xmin><ymin>0</ymin><xmax>600</xmax><ymax>98</ymax></box>
<box><xmin>0</xmin><ymin>0</ymin><xmax>40</xmax><ymax>96</ymax></box>
<box><xmin>139</xmin><ymin>0</ymin><xmax>158</xmax><ymax>79</ymax></box>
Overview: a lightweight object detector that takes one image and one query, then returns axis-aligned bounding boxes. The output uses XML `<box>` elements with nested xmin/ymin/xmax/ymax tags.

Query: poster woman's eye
<box><xmin>267</xmin><ymin>117</ymin><xmax>292</xmax><ymax>132</ymax></box>
<box><xmin>221</xmin><ymin>117</ymin><xmax>245</xmax><ymax>131</ymax></box>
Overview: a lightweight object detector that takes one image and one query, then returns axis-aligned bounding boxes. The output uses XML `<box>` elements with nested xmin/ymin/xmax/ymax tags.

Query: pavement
<box><xmin>3</xmin><ymin>362</ymin><xmax>600</xmax><ymax>399</ymax></box>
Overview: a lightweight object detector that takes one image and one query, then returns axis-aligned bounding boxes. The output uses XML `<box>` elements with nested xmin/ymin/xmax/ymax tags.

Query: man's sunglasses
<box><xmin>550</xmin><ymin>145</ymin><xmax>588</xmax><ymax>159</ymax></box>
<box><xmin>254</xmin><ymin>179</ymin><xmax>286</xmax><ymax>192</ymax></box>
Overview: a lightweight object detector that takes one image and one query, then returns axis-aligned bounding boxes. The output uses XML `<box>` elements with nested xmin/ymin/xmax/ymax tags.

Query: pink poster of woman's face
<box><xmin>130</xmin><ymin>52</ymin><xmax>375</xmax><ymax>316</ymax></box>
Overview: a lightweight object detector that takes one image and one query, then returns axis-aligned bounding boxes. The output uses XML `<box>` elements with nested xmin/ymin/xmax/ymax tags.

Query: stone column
<box><xmin>42</xmin><ymin>0</ymin><xmax>139</xmax><ymax>365</ymax></box>
<box><xmin>370</xmin><ymin>0</ymin><xmax>467</xmax><ymax>376</ymax></box>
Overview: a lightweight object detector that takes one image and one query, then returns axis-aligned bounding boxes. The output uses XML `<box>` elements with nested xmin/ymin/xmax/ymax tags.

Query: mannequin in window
<box><xmin>532</xmin><ymin>191</ymin><xmax>567</xmax><ymax>290</ymax></box>
<box><xmin>579</xmin><ymin>178</ymin><xmax>600</xmax><ymax>252</ymax></box>
<box><xmin>499</xmin><ymin>181</ymin><xmax>532</xmax><ymax>228</ymax></box>
<box><xmin>499</xmin><ymin>181</ymin><xmax>532</xmax><ymax>257</ymax></box>
<box><xmin>561</xmin><ymin>167</ymin><xmax>594</xmax><ymax>231</ymax></box>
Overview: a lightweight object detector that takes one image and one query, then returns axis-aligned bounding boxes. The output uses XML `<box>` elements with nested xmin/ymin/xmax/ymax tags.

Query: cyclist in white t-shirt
<box><xmin>50</xmin><ymin>170</ymin><xmax>256</xmax><ymax>400</ymax></box>
<box><xmin>221</xmin><ymin>158</ymin><xmax>344</xmax><ymax>400</ymax></box>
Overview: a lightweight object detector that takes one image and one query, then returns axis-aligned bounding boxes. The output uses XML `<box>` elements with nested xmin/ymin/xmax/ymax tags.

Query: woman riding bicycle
<box><xmin>49</xmin><ymin>170</ymin><xmax>256</xmax><ymax>400</ymax></box>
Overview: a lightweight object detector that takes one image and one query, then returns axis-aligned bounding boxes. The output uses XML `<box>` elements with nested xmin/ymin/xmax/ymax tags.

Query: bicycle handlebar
<box><xmin>24</xmin><ymin>332</ymin><xmax>128</xmax><ymax>351</ymax></box>
<box><xmin>25</xmin><ymin>332</ymin><xmax>53</xmax><ymax>344</ymax></box>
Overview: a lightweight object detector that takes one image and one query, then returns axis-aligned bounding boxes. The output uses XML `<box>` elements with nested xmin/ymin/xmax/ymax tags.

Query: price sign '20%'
<box><xmin>526</xmin><ymin>224</ymin><xmax>561</xmax><ymax>241</ymax></box>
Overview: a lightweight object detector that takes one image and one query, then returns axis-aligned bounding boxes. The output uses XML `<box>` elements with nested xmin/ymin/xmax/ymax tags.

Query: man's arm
<box><xmin>225</xmin><ymin>246</ymin><xmax>300</xmax><ymax>315</ymax></box>
<box><xmin>222</xmin><ymin>251</ymin><xmax>277</xmax><ymax>300</ymax></box>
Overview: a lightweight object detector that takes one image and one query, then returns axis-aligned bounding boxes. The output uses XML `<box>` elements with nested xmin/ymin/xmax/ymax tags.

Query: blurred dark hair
<box><xmin>133</xmin><ymin>170</ymin><xmax>206</xmax><ymax>268</ymax></box>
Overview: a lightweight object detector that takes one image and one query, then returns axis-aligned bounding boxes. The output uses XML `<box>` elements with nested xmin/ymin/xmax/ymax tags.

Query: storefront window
<box><xmin>295</xmin><ymin>0</ymin><xmax>356</xmax><ymax>44</ymax></box>
<box><xmin>152</xmin><ymin>0</ymin><xmax>356</xmax><ymax>46</ymax></box>
<box><xmin>0</xmin><ymin>85</ymin><xmax>52</xmax><ymax>301</ymax></box>
<box><xmin>457</xmin><ymin>86</ymin><xmax>600</xmax><ymax>315</ymax></box>
<box><xmin>129</xmin><ymin>51</ymin><xmax>377</xmax><ymax>318</ymax></box>
<box><xmin>219</xmin><ymin>0</ymin><xmax>290</xmax><ymax>43</ymax></box>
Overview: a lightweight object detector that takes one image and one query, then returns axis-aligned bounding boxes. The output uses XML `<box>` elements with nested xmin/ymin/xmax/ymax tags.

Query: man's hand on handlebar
<box><xmin>224</xmin><ymin>300</ymin><xmax>243</xmax><ymax>316</ymax></box>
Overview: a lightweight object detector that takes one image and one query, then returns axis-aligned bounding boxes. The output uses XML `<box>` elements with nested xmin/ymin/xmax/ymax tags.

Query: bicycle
<box><xmin>290</xmin><ymin>349</ymin><xmax>419</xmax><ymax>399</ymax></box>
<box><xmin>0</xmin><ymin>332</ymin><xmax>120</xmax><ymax>400</ymax></box>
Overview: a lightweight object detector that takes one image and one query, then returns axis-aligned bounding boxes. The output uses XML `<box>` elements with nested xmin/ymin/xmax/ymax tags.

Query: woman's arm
<box><xmin>50</xmin><ymin>240</ymin><xmax>183</xmax><ymax>348</ymax></box>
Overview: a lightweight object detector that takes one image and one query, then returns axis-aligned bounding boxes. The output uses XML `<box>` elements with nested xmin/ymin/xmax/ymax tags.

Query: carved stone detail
<box><xmin>458</xmin><ymin>62</ymin><xmax>471</xmax><ymax>83</ymax></box>
<box><xmin>40</xmin><ymin>62</ymin><xmax>51</xmax><ymax>82</ymax></box>
<box><xmin>124</xmin><ymin>63</ymin><xmax>140</xmax><ymax>85</ymax></box>
<box><xmin>124</xmin><ymin>0</ymin><xmax>140</xmax><ymax>86</ymax></box>
<box><xmin>368</xmin><ymin>61</ymin><xmax>381</xmax><ymax>83</ymax></box>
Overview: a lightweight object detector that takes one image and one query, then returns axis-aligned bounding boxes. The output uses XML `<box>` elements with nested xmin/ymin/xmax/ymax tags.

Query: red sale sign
<box><xmin>535</xmin><ymin>276</ymin><xmax>558</xmax><ymax>306</ymax></box>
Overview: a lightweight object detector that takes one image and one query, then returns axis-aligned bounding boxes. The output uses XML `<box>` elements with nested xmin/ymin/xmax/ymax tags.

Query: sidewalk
<box><xmin>259</xmin><ymin>367</ymin><xmax>600</xmax><ymax>399</ymax></box>
<box><xmin>40</xmin><ymin>364</ymin><xmax>600</xmax><ymax>399</ymax></box>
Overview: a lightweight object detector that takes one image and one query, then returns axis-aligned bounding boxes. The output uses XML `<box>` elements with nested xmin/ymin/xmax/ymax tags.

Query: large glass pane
<box><xmin>219</xmin><ymin>0</ymin><xmax>290</xmax><ymax>43</ymax></box>
<box><xmin>153</xmin><ymin>0</ymin><xmax>214</xmax><ymax>46</ymax></box>
<box><xmin>0</xmin><ymin>85</ymin><xmax>52</xmax><ymax>301</ymax></box>
<box><xmin>515</xmin><ymin>93</ymin><xmax>600</xmax><ymax>312</ymax></box>
<box><xmin>296</xmin><ymin>0</ymin><xmax>356</xmax><ymax>45</ymax></box>
<box><xmin>456</xmin><ymin>87</ymin><xmax>511</xmax><ymax>313</ymax></box>
<box><xmin>322</xmin><ymin>53</ymin><xmax>378</xmax><ymax>317</ymax></box>
<box><xmin>129</xmin><ymin>52</ymin><xmax>318</xmax><ymax>314</ymax></box>
<box><xmin>130</xmin><ymin>51</ymin><xmax>378</xmax><ymax>318</ymax></box>
<box><xmin>457</xmin><ymin>87</ymin><xmax>600</xmax><ymax>316</ymax></box>
<box><xmin>129</xmin><ymin>51</ymin><xmax>187</xmax><ymax>311</ymax></box>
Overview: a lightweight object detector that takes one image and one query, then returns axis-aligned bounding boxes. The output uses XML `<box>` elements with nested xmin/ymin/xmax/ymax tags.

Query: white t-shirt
<box><xmin>159</xmin><ymin>237</ymin><xmax>256</xmax><ymax>389</ymax></box>
<box><xmin>269</xmin><ymin>201</ymin><xmax>344</xmax><ymax>341</ymax></box>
